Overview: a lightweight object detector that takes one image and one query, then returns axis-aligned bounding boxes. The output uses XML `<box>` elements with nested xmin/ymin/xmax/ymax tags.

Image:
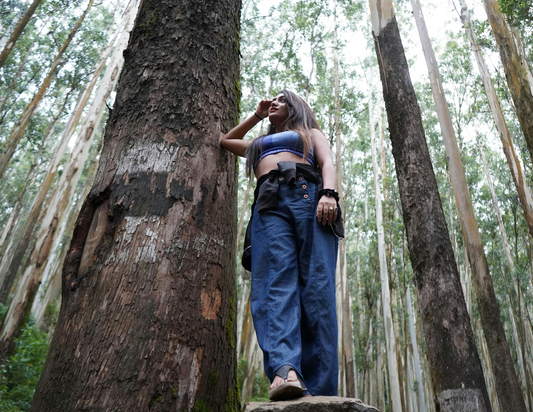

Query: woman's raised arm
<box><xmin>220</xmin><ymin>99</ymin><xmax>272</xmax><ymax>157</ymax></box>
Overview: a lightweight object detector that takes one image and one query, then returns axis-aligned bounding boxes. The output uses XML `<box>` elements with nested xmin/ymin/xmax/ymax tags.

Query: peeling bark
<box><xmin>30</xmin><ymin>0</ymin><xmax>241</xmax><ymax>410</ymax></box>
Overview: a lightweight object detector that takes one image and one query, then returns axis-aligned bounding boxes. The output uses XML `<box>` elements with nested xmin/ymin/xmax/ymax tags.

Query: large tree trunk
<box><xmin>368</xmin><ymin>0</ymin><xmax>491</xmax><ymax>410</ymax></box>
<box><xmin>409</xmin><ymin>1</ymin><xmax>526</xmax><ymax>409</ymax></box>
<box><xmin>457</xmin><ymin>0</ymin><xmax>533</xmax><ymax>240</ymax></box>
<box><xmin>30</xmin><ymin>0</ymin><xmax>242</xmax><ymax>410</ymax></box>
<box><xmin>0</xmin><ymin>0</ymin><xmax>138</xmax><ymax>362</ymax></box>
<box><xmin>369</xmin><ymin>69</ymin><xmax>402</xmax><ymax>412</ymax></box>
<box><xmin>0</xmin><ymin>0</ymin><xmax>94</xmax><ymax>180</ymax></box>
<box><xmin>0</xmin><ymin>0</ymin><xmax>43</xmax><ymax>67</ymax></box>
<box><xmin>482</xmin><ymin>0</ymin><xmax>533</xmax><ymax>166</ymax></box>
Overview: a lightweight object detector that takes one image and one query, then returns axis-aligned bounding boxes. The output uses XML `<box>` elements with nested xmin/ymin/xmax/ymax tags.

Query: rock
<box><xmin>242</xmin><ymin>397</ymin><xmax>381</xmax><ymax>412</ymax></box>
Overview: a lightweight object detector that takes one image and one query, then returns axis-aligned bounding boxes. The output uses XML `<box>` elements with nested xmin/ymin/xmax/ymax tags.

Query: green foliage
<box><xmin>0</xmin><ymin>320</ymin><xmax>50</xmax><ymax>412</ymax></box>
<box><xmin>498</xmin><ymin>0</ymin><xmax>532</xmax><ymax>26</ymax></box>
<box><xmin>236</xmin><ymin>357</ymin><xmax>270</xmax><ymax>402</ymax></box>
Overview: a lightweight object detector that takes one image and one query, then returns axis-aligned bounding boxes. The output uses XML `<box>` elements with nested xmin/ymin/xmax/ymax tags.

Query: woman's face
<box><xmin>268</xmin><ymin>93</ymin><xmax>289</xmax><ymax>123</ymax></box>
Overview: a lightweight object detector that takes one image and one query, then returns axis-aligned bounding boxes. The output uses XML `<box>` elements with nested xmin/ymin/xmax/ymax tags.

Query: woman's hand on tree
<box><xmin>316</xmin><ymin>195</ymin><xmax>338</xmax><ymax>226</ymax></box>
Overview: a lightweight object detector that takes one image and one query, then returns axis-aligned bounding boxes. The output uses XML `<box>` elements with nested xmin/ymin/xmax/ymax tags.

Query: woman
<box><xmin>220</xmin><ymin>90</ymin><xmax>342</xmax><ymax>400</ymax></box>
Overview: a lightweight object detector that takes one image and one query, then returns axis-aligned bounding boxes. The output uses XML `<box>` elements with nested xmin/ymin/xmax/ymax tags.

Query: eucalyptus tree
<box><xmin>0</xmin><ymin>16</ymin><xmax>122</xmax><ymax>306</ymax></box>
<box><xmin>368</xmin><ymin>0</ymin><xmax>491</xmax><ymax>409</ymax></box>
<box><xmin>409</xmin><ymin>0</ymin><xmax>526</xmax><ymax>409</ymax></box>
<box><xmin>368</xmin><ymin>68</ymin><xmax>402</xmax><ymax>412</ymax></box>
<box><xmin>0</xmin><ymin>0</ymin><xmax>43</xmax><ymax>67</ymax></box>
<box><xmin>30</xmin><ymin>0</ymin><xmax>242</xmax><ymax>410</ymax></box>
<box><xmin>0</xmin><ymin>0</ymin><xmax>139</xmax><ymax>363</ymax></box>
<box><xmin>0</xmin><ymin>0</ymin><xmax>94</xmax><ymax>180</ymax></box>
<box><xmin>482</xmin><ymin>0</ymin><xmax>533</xmax><ymax>167</ymax></box>
<box><xmin>455</xmin><ymin>0</ymin><xmax>533</xmax><ymax>241</ymax></box>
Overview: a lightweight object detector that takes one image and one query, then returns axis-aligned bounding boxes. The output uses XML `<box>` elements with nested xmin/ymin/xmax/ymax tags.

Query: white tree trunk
<box><xmin>0</xmin><ymin>0</ymin><xmax>139</xmax><ymax>354</ymax></box>
<box><xmin>458</xmin><ymin>0</ymin><xmax>533</xmax><ymax>239</ymax></box>
<box><xmin>369</xmin><ymin>68</ymin><xmax>402</xmax><ymax>412</ymax></box>
<box><xmin>410</xmin><ymin>0</ymin><xmax>524</xmax><ymax>408</ymax></box>
<box><xmin>0</xmin><ymin>0</ymin><xmax>95</xmax><ymax>179</ymax></box>
<box><xmin>406</xmin><ymin>285</ymin><xmax>427</xmax><ymax>412</ymax></box>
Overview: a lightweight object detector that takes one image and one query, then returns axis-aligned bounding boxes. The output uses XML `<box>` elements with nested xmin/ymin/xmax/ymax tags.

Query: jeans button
<box><xmin>302</xmin><ymin>184</ymin><xmax>307</xmax><ymax>189</ymax></box>
<box><xmin>303</xmin><ymin>194</ymin><xmax>309</xmax><ymax>199</ymax></box>
<box><xmin>298</xmin><ymin>176</ymin><xmax>303</xmax><ymax>181</ymax></box>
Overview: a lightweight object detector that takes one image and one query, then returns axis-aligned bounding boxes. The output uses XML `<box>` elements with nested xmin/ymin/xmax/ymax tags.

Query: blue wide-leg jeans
<box><xmin>250</xmin><ymin>176</ymin><xmax>339</xmax><ymax>396</ymax></box>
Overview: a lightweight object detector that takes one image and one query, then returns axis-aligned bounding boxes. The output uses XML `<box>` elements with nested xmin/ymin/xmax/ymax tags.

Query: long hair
<box><xmin>245</xmin><ymin>90</ymin><xmax>322</xmax><ymax>177</ymax></box>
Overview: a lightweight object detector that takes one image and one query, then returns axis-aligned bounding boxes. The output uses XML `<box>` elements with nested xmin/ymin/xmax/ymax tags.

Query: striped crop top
<box><xmin>254</xmin><ymin>131</ymin><xmax>315</xmax><ymax>169</ymax></box>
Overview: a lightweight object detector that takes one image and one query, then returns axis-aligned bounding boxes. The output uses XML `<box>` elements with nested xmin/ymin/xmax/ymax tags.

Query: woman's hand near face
<box><xmin>256</xmin><ymin>99</ymin><xmax>272</xmax><ymax>119</ymax></box>
<box><xmin>220</xmin><ymin>99</ymin><xmax>272</xmax><ymax>157</ymax></box>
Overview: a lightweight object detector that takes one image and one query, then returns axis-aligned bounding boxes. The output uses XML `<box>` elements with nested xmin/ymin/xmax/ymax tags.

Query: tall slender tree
<box><xmin>368</xmin><ymin>0</ymin><xmax>491</xmax><ymax>409</ymax></box>
<box><xmin>368</xmin><ymin>68</ymin><xmax>402</xmax><ymax>412</ymax></box>
<box><xmin>0</xmin><ymin>0</ymin><xmax>139</xmax><ymax>362</ymax></box>
<box><xmin>409</xmin><ymin>0</ymin><xmax>526</xmax><ymax>409</ymax></box>
<box><xmin>0</xmin><ymin>11</ymin><xmax>125</xmax><ymax>304</ymax></box>
<box><xmin>333</xmin><ymin>10</ymin><xmax>356</xmax><ymax>398</ymax></box>
<box><xmin>482</xmin><ymin>0</ymin><xmax>533</xmax><ymax>166</ymax></box>
<box><xmin>0</xmin><ymin>0</ymin><xmax>94</xmax><ymax>180</ymax></box>
<box><xmin>0</xmin><ymin>0</ymin><xmax>43</xmax><ymax>67</ymax></box>
<box><xmin>30</xmin><ymin>0</ymin><xmax>242</xmax><ymax>410</ymax></box>
<box><xmin>455</xmin><ymin>0</ymin><xmax>533</xmax><ymax>240</ymax></box>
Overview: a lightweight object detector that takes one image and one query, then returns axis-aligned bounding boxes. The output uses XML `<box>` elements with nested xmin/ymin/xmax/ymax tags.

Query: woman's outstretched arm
<box><xmin>220</xmin><ymin>99</ymin><xmax>272</xmax><ymax>157</ymax></box>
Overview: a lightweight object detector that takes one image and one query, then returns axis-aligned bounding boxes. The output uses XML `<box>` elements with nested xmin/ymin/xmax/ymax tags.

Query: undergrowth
<box><xmin>0</xmin><ymin>302</ymin><xmax>58</xmax><ymax>412</ymax></box>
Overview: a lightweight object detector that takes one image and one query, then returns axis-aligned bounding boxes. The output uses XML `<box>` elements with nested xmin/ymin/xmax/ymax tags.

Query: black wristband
<box><xmin>318</xmin><ymin>189</ymin><xmax>339</xmax><ymax>202</ymax></box>
<box><xmin>254</xmin><ymin>112</ymin><xmax>264</xmax><ymax>121</ymax></box>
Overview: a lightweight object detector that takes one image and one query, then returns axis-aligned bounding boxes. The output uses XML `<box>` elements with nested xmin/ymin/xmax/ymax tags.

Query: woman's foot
<box><xmin>270</xmin><ymin>369</ymin><xmax>298</xmax><ymax>390</ymax></box>
<box><xmin>268</xmin><ymin>368</ymin><xmax>306</xmax><ymax>401</ymax></box>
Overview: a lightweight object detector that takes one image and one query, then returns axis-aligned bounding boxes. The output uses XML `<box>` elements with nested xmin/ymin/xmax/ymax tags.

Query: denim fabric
<box><xmin>250</xmin><ymin>175</ymin><xmax>339</xmax><ymax>396</ymax></box>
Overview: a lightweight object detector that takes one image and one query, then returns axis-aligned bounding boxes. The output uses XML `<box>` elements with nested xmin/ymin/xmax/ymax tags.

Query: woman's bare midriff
<box><xmin>255</xmin><ymin>152</ymin><xmax>311</xmax><ymax>179</ymax></box>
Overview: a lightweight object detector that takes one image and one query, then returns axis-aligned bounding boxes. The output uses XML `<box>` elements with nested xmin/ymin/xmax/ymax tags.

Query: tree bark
<box><xmin>368</xmin><ymin>1</ymin><xmax>491</xmax><ymax>410</ymax></box>
<box><xmin>30</xmin><ymin>0</ymin><xmax>242</xmax><ymax>410</ymax></box>
<box><xmin>482</xmin><ymin>0</ymin><xmax>533</xmax><ymax>166</ymax></box>
<box><xmin>0</xmin><ymin>0</ymin><xmax>43</xmax><ymax>67</ymax></box>
<box><xmin>0</xmin><ymin>0</ymin><xmax>94</xmax><ymax>180</ymax></box>
<box><xmin>409</xmin><ymin>1</ymin><xmax>526</xmax><ymax>409</ymax></box>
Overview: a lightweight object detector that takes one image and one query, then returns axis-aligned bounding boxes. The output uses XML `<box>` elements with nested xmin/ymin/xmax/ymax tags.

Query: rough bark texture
<box><xmin>483</xmin><ymin>0</ymin><xmax>533</xmax><ymax>166</ymax></box>
<box><xmin>243</xmin><ymin>397</ymin><xmax>380</xmax><ymax>412</ymax></box>
<box><xmin>372</xmin><ymin>12</ymin><xmax>491</xmax><ymax>411</ymax></box>
<box><xmin>0</xmin><ymin>0</ymin><xmax>43</xmax><ymax>67</ymax></box>
<box><xmin>30</xmin><ymin>0</ymin><xmax>241</xmax><ymax>410</ymax></box>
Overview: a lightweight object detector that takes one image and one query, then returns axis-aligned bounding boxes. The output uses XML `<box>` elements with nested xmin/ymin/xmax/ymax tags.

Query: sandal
<box><xmin>268</xmin><ymin>366</ymin><xmax>307</xmax><ymax>401</ymax></box>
